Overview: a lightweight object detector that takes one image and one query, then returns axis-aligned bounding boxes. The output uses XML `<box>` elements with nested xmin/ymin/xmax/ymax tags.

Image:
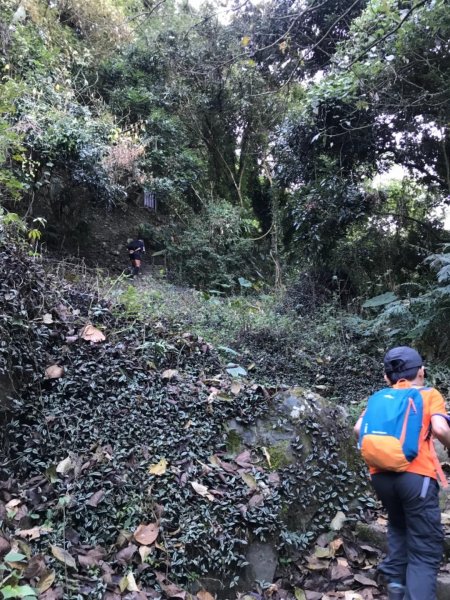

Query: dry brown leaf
<box><xmin>234</xmin><ymin>450</ymin><xmax>252</xmax><ymax>467</ymax></box>
<box><xmin>44</xmin><ymin>365</ymin><xmax>64</xmax><ymax>379</ymax></box>
<box><xmin>155</xmin><ymin>572</ymin><xmax>186</xmax><ymax>599</ymax></box>
<box><xmin>197</xmin><ymin>590</ymin><xmax>215</xmax><ymax>600</ymax></box>
<box><xmin>240</xmin><ymin>472</ymin><xmax>257</xmax><ymax>489</ymax></box>
<box><xmin>329</xmin><ymin>538</ymin><xmax>344</xmax><ymax>555</ymax></box>
<box><xmin>17</xmin><ymin>526</ymin><xmax>52</xmax><ymax>540</ymax></box>
<box><xmin>208</xmin><ymin>455</ymin><xmax>222</xmax><ymax>468</ymax></box>
<box><xmin>0</xmin><ymin>536</ymin><xmax>11</xmax><ymax>557</ymax></box>
<box><xmin>314</xmin><ymin>546</ymin><xmax>332</xmax><ymax>559</ymax></box>
<box><xmin>86</xmin><ymin>490</ymin><xmax>105</xmax><ymax>507</ymax></box>
<box><xmin>119</xmin><ymin>575</ymin><xmax>128</xmax><ymax>593</ymax></box>
<box><xmin>353</xmin><ymin>574</ymin><xmax>378</xmax><ymax>587</ymax></box>
<box><xmin>306</xmin><ymin>556</ymin><xmax>330</xmax><ymax>571</ymax></box>
<box><xmin>261</xmin><ymin>446</ymin><xmax>272</xmax><ymax>468</ymax></box>
<box><xmin>191</xmin><ymin>481</ymin><xmax>214</xmax><ymax>501</ymax></box>
<box><xmin>56</xmin><ymin>456</ymin><xmax>72</xmax><ymax>476</ymax></box>
<box><xmin>79</xmin><ymin>324</ymin><xmax>106</xmax><ymax>343</ymax></box>
<box><xmin>133</xmin><ymin>523</ymin><xmax>159</xmax><ymax>546</ymax></box>
<box><xmin>5</xmin><ymin>499</ymin><xmax>21</xmax><ymax>509</ymax></box>
<box><xmin>138</xmin><ymin>545</ymin><xmax>152</xmax><ymax>562</ymax></box>
<box><xmin>330</xmin><ymin>558</ymin><xmax>352</xmax><ymax>581</ymax></box>
<box><xmin>161</xmin><ymin>369</ymin><xmax>178</xmax><ymax>380</ymax></box>
<box><xmin>330</xmin><ymin>510</ymin><xmax>346</xmax><ymax>531</ymax></box>
<box><xmin>126</xmin><ymin>572</ymin><xmax>139</xmax><ymax>592</ymax></box>
<box><xmin>23</xmin><ymin>555</ymin><xmax>47</xmax><ymax>579</ymax></box>
<box><xmin>77</xmin><ymin>547</ymin><xmax>105</xmax><ymax>568</ymax></box>
<box><xmin>51</xmin><ymin>545</ymin><xmax>76</xmax><ymax>569</ymax></box>
<box><xmin>115</xmin><ymin>543</ymin><xmax>137</xmax><ymax>564</ymax></box>
<box><xmin>148</xmin><ymin>458</ymin><xmax>167</xmax><ymax>476</ymax></box>
<box><xmin>230</xmin><ymin>381</ymin><xmax>242</xmax><ymax>395</ymax></box>
<box><xmin>248</xmin><ymin>494</ymin><xmax>264</xmax><ymax>508</ymax></box>
<box><xmin>37</xmin><ymin>571</ymin><xmax>56</xmax><ymax>593</ymax></box>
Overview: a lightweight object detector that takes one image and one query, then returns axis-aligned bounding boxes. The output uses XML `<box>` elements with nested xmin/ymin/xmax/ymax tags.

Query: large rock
<box><xmin>223</xmin><ymin>387</ymin><xmax>365</xmax><ymax>593</ymax></box>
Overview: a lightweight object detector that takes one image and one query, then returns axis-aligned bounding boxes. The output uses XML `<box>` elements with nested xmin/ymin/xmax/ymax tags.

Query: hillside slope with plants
<box><xmin>1</xmin><ymin>0</ymin><xmax>450</xmax><ymax>598</ymax></box>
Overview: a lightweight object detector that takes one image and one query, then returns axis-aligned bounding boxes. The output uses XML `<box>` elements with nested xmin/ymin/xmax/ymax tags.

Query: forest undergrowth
<box><xmin>2</xmin><ymin>223</ymin><xmax>450</xmax><ymax>600</ymax></box>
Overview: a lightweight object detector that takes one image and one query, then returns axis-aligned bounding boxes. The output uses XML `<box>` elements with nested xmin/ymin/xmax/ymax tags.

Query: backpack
<box><xmin>358</xmin><ymin>387</ymin><xmax>426</xmax><ymax>472</ymax></box>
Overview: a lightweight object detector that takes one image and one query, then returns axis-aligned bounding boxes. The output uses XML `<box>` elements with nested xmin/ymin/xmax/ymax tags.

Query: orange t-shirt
<box><xmin>367</xmin><ymin>380</ymin><xmax>447</xmax><ymax>479</ymax></box>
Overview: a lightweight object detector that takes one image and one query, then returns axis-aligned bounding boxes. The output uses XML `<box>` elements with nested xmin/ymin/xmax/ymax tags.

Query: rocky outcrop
<box><xmin>225</xmin><ymin>387</ymin><xmax>366</xmax><ymax>593</ymax></box>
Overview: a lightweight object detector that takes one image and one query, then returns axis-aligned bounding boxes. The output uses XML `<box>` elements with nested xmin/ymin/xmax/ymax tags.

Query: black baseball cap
<box><xmin>384</xmin><ymin>346</ymin><xmax>423</xmax><ymax>380</ymax></box>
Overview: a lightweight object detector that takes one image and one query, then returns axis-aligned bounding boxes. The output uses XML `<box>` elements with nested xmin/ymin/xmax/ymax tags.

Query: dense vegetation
<box><xmin>1</xmin><ymin>1</ymin><xmax>450</xmax><ymax>597</ymax></box>
<box><xmin>1</xmin><ymin>0</ymin><xmax>449</xmax><ymax>362</ymax></box>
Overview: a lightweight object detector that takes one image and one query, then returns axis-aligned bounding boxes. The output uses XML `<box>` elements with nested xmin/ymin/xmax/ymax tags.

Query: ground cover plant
<box><xmin>0</xmin><ymin>219</ymin><xmax>380</xmax><ymax>600</ymax></box>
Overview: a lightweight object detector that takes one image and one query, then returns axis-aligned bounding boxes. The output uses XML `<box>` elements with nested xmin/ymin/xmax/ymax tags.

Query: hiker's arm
<box><xmin>353</xmin><ymin>416</ymin><xmax>363</xmax><ymax>440</ymax></box>
<box><xmin>431</xmin><ymin>415</ymin><xmax>450</xmax><ymax>449</ymax></box>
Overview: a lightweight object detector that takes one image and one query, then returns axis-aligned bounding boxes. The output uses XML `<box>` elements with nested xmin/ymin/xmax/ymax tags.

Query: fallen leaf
<box><xmin>248</xmin><ymin>494</ymin><xmax>264</xmax><ymax>508</ymax></box>
<box><xmin>0</xmin><ymin>536</ymin><xmax>11</xmax><ymax>556</ymax></box>
<box><xmin>55</xmin><ymin>456</ymin><xmax>72</xmax><ymax>476</ymax></box>
<box><xmin>240</xmin><ymin>472</ymin><xmax>257</xmax><ymax>489</ymax></box>
<box><xmin>139</xmin><ymin>545</ymin><xmax>152</xmax><ymax>562</ymax></box>
<box><xmin>51</xmin><ymin>545</ymin><xmax>76</xmax><ymax>569</ymax></box>
<box><xmin>126</xmin><ymin>572</ymin><xmax>139</xmax><ymax>592</ymax></box>
<box><xmin>78</xmin><ymin>547</ymin><xmax>105</xmax><ymax>568</ymax></box>
<box><xmin>133</xmin><ymin>523</ymin><xmax>159</xmax><ymax>546</ymax></box>
<box><xmin>197</xmin><ymin>591</ymin><xmax>214</xmax><ymax>600</ymax></box>
<box><xmin>86</xmin><ymin>490</ymin><xmax>105</xmax><ymax>507</ymax></box>
<box><xmin>79</xmin><ymin>324</ymin><xmax>106</xmax><ymax>343</ymax></box>
<box><xmin>23</xmin><ymin>555</ymin><xmax>47</xmax><ymax>579</ymax></box>
<box><xmin>119</xmin><ymin>575</ymin><xmax>128</xmax><ymax>593</ymax></box>
<box><xmin>155</xmin><ymin>572</ymin><xmax>186</xmax><ymax>599</ymax></box>
<box><xmin>295</xmin><ymin>589</ymin><xmax>306</xmax><ymax>600</ymax></box>
<box><xmin>354</xmin><ymin>574</ymin><xmax>377</xmax><ymax>587</ymax></box>
<box><xmin>42</xmin><ymin>313</ymin><xmax>53</xmax><ymax>324</ymax></box>
<box><xmin>115</xmin><ymin>543</ymin><xmax>137</xmax><ymax>565</ymax></box>
<box><xmin>44</xmin><ymin>365</ymin><xmax>64</xmax><ymax>379</ymax></box>
<box><xmin>37</xmin><ymin>571</ymin><xmax>56</xmax><ymax>593</ymax></box>
<box><xmin>149</xmin><ymin>458</ymin><xmax>167</xmax><ymax>476</ymax></box>
<box><xmin>234</xmin><ymin>450</ymin><xmax>252</xmax><ymax>467</ymax></box>
<box><xmin>261</xmin><ymin>446</ymin><xmax>272</xmax><ymax>468</ymax></box>
<box><xmin>191</xmin><ymin>481</ymin><xmax>214</xmax><ymax>501</ymax></box>
<box><xmin>306</xmin><ymin>556</ymin><xmax>329</xmax><ymax>571</ymax></box>
<box><xmin>330</xmin><ymin>510</ymin><xmax>346</xmax><ymax>531</ymax></box>
<box><xmin>161</xmin><ymin>369</ymin><xmax>178</xmax><ymax>380</ymax></box>
<box><xmin>314</xmin><ymin>546</ymin><xmax>332</xmax><ymax>559</ymax></box>
<box><xmin>330</xmin><ymin>558</ymin><xmax>352</xmax><ymax>581</ymax></box>
<box><xmin>230</xmin><ymin>381</ymin><xmax>242</xmax><ymax>395</ymax></box>
<box><xmin>5</xmin><ymin>499</ymin><xmax>21</xmax><ymax>509</ymax></box>
<box><xmin>17</xmin><ymin>526</ymin><xmax>51</xmax><ymax>541</ymax></box>
<box><xmin>329</xmin><ymin>538</ymin><xmax>344</xmax><ymax>555</ymax></box>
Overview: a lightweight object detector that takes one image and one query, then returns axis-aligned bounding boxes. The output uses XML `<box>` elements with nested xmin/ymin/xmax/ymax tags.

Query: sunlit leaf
<box><xmin>133</xmin><ymin>523</ymin><xmax>159</xmax><ymax>546</ymax></box>
<box><xmin>50</xmin><ymin>545</ymin><xmax>76</xmax><ymax>569</ymax></box>
<box><xmin>148</xmin><ymin>458</ymin><xmax>167</xmax><ymax>475</ymax></box>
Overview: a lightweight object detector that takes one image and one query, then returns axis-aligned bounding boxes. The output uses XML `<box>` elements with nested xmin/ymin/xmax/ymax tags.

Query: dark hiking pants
<box><xmin>371</xmin><ymin>472</ymin><xmax>443</xmax><ymax>600</ymax></box>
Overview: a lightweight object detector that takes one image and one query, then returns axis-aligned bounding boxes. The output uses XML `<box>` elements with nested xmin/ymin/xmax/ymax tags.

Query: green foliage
<box><xmin>353</xmin><ymin>248</ymin><xmax>450</xmax><ymax>364</ymax></box>
<box><xmin>167</xmin><ymin>200</ymin><xmax>263</xmax><ymax>290</ymax></box>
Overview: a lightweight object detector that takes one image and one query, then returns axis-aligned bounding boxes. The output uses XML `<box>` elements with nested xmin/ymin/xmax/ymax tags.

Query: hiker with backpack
<box><xmin>127</xmin><ymin>238</ymin><xmax>145</xmax><ymax>277</ymax></box>
<box><xmin>354</xmin><ymin>346</ymin><xmax>450</xmax><ymax>600</ymax></box>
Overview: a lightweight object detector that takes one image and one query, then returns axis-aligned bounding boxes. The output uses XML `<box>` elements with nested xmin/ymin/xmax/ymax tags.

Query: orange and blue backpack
<box><xmin>358</xmin><ymin>387</ymin><xmax>425</xmax><ymax>472</ymax></box>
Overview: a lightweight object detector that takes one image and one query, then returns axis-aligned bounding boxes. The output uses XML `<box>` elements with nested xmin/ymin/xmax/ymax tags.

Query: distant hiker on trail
<box><xmin>354</xmin><ymin>346</ymin><xmax>450</xmax><ymax>600</ymax></box>
<box><xmin>127</xmin><ymin>238</ymin><xmax>145</xmax><ymax>277</ymax></box>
